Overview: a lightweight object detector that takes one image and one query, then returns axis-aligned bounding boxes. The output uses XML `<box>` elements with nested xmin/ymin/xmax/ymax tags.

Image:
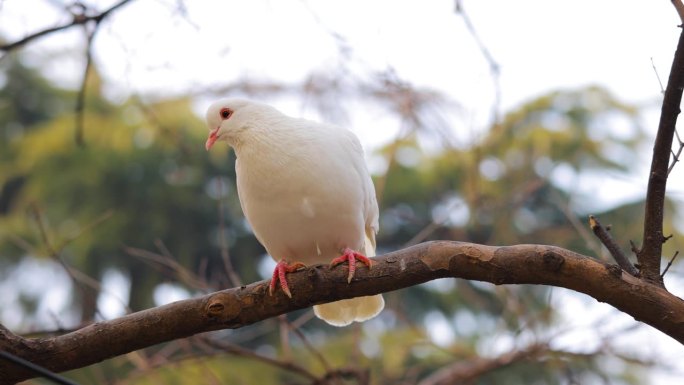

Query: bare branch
<box><xmin>673</xmin><ymin>0</ymin><xmax>684</xmax><ymax>24</ymax></box>
<box><xmin>215</xmin><ymin>179</ymin><xmax>242</xmax><ymax>287</ymax></box>
<box><xmin>455</xmin><ymin>0</ymin><xmax>501</xmax><ymax>124</ymax></box>
<box><xmin>639</xmin><ymin>26</ymin><xmax>684</xmax><ymax>284</ymax></box>
<box><xmin>589</xmin><ymin>215</ymin><xmax>639</xmax><ymax>276</ymax></box>
<box><xmin>198</xmin><ymin>336</ymin><xmax>318</xmax><ymax>381</ymax></box>
<box><xmin>124</xmin><ymin>246</ymin><xmax>213</xmax><ymax>291</ymax></box>
<box><xmin>0</xmin><ymin>350</ymin><xmax>78</xmax><ymax>385</ymax></box>
<box><xmin>661</xmin><ymin>251</ymin><xmax>680</xmax><ymax>279</ymax></box>
<box><xmin>417</xmin><ymin>343</ymin><xmax>547</xmax><ymax>385</ymax></box>
<box><xmin>3</xmin><ymin>241</ymin><xmax>684</xmax><ymax>383</ymax></box>
<box><xmin>551</xmin><ymin>192</ymin><xmax>604</xmax><ymax>260</ymax></box>
<box><xmin>289</xmin><ymin>323</ymin><xmax>333</xmax><ymax>375</ymax></box>
<box><xmin>651</xmin><ymin>57</ymin><xmax>665</xmax><ymax>94</ymax></box>
<box><xmin>0</xmin><ymin>0</ymin><xmax>134</xmax><ymax>53</ymax></box>
<box><xmin>668</xmin><ymin>128</ymin><xmax>683</xmax><ymax>175</ymax></box>
<box><xmin>74</xmin><ymin>27</ymin><xmax>96</xmax><ymax>147</ymax></box>
<box><xmin>29</xmin><ymin>204</ymin><xmax>110</xmax><ymax>315</ymax></box>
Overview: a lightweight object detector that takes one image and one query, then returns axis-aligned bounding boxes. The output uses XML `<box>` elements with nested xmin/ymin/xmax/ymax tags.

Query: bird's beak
<box><xmin>205</xmin><ymin>127</ymin><xmax>220</xmax><ymax>151</ymax></box>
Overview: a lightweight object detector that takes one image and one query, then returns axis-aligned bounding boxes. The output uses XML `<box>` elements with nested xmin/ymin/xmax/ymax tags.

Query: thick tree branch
<box><xmin>673</xmin><ymin>0</ymin><xmax>684</xmax><ymax>24</ymax></box>
<box><xmin>639</xmin><ymin>26</ymin><xmax>684</xmax><ymax>285</ymax></box>
<box><xmin>2</xmin><ymin>241</ymin><xmax>684</xmax><ymax>383</ymax></box>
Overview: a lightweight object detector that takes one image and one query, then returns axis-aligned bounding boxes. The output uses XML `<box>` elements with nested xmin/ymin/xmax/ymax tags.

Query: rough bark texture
<box><xmin>2</xmin><ymin>241</ymin><xmax>684</xmax><ymax>383</ymax></box>
<box><xmin>639</xmin><ymin>26</ymin><xmax>684</xmax><ymax>285</ymax></box>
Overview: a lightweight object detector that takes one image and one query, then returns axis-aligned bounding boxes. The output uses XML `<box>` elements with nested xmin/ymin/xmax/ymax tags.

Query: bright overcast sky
<box><xmin>2</xmin><ymin>0</ymin><xmax>684</xmax><ymax>382</ymax></box>
<box><xmin>2</xmin><ymin>0</ymin><xmax>678</xmax><ymax>112</ymax></box>
<box><xmin>3</xmin><ymin>0</ymin><xmax>682</xmax><ymax>208</ymax></box>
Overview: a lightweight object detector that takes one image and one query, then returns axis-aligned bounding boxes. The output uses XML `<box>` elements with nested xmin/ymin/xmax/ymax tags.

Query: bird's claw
<box><xmin>270</xmin><ymin>259</ymin><xmax>306</xmax><ymax>298</ymax></box>
<box><xmin>330</xmin><ymin>247</ymin><xmax>372</xmax><ymax>283</ymax></box>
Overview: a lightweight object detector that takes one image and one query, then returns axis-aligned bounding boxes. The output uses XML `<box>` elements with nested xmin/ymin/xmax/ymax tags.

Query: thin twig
<box><xmin>455</xmin><ymin>0</ymin><xmax>501</xmax><ymax>124</ymax></box>
<box><xmin>28</xmin><ymin>206</ymin><xmax>130</xmax><ymax>318</ymax></box>
<box><xmin>0</xmin><ymin>0</ymin><xmax>134</xmax><ymax>52</ymax></box>
<box><xmin>403</xmin><ymin>197</ymin><xmax>465</xmax><ymax>247</ymax></box>
<box><xmin>74</xmin><ymin>27</ymin><xmax>96</xmax><ymax>147</ymax></box>
<box><xmin>124</xmin><ymin>246</ymin><xmax>212</xmax><ymax>291</ymax></box>
<box><xmin>284</xmin><ymin>317</ymin><xmax>347</xmax><ymax>385</ymax></box>
<box><xmin>589</xmin><ymin>215</ymin><xmax>639</xmax><ymax>276</ymax></box>
<box><xmin>417</xmin><ymin>343</ymin><xmax>548</xmax><ymax>385</ymax></box>
<box><xmin>313</xmin><ymin>368</ymin><xmax>370</xmax><ymax>385</ymax></box>
<box><xmin>668</xmin><ymin>128</ymin><xmax>684</xmax><ymax>175</ymax></box>
<box><xmin>405</xmin><ymin>222</ymin><xmax>443</xmax><ymax>247</ymax></box>
<box><xmin>56</xmin><ymin>209</ymin><xmax>113</xmax><ymax>250</ymax></box>
<box><xmin>288</xmin><ymin>308</ymin><xmax>316</xmax><ymax>330</ymax></box>
<box><xmin>373</xmin><ymin>123</ymin><xmax>414</xmax><ymax>208</ymax></box>
<box><xmin>289</xmin><ymin>324</ymin><xmax>334</xmax><ymax>375</ymax></box>
<box><xmin>30</xmin><ymin>205</ymin><xmax>104</xmax><ymax>308</ymax></box>
<box><xmin>278</xmin><ymin>315</ymin><xmax>292</xmax><ymax>361</ymax></box>
<box><xmin>198</xmin><ymin>336</ymin><xmax>318</xmax><ymax>381</ymax></box>
<box><xmin>216</xmin><ymin>179</ymin><xmax>242</xmax><ymax>287</ymax></box>
<box><xmin>551</xmin><ymin>191</ymin><xmax>604</xmax><ymax>260</ymax></box>
<box><xmin>0</xmin><ymin>350</ymin><xmax>80</xmax><ymax>385</ymax></box>
<box><xmin>661</xmin><ymin>251</ymin><xmax>680</xmax><ymax>278</ymax></box>
<box><xmin>651</xmin><ymin>57</ymin><xmax>665</xmax><ymax>94</ymax></box>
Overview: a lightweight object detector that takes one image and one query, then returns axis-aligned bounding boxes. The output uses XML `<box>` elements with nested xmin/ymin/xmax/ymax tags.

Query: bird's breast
<box><xmin>235</xmin><ymin>149</ymin><xmax>365</xmax><ymax>264</ymax></box>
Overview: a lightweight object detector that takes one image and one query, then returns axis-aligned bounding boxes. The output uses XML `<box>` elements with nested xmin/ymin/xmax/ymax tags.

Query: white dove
<box><xmin>205</xmin><ymin>99</ymin><xmax>384</xmax><ymax>326</ymax></box>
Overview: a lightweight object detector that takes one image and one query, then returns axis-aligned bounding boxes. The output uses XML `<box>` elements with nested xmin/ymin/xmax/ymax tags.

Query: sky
<box><xmin>2</xmin><ymin>0</ymin><xmax>684</xmax><ymax>382</ymax></box>
<box><xmin>3</xmin><ymin>0</ymin><xmax>682</xmax><ymax>209</ymax></box>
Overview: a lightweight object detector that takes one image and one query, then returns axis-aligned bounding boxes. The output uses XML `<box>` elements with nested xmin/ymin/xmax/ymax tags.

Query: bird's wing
<box><xmin>339</xmin><ymin>127</ymin><xmax>380</xmax><ymax>256</ymax></box>
<box><xmin>363</xmin><ymin>169</ymin><xmax>379</xmax><ymax>257</ymax></box>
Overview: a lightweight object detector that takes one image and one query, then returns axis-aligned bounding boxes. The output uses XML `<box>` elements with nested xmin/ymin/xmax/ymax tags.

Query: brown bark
<box><xmin>2</xmin><ymin>241</ymin><xmax>684</xmax><ymax>383</ymax></box>
<box><xmin>638</xmin><ymin>26</ymin><xmax>684</xmax><ymax>285</ymax></box>
<box><xmin>0</xmin><ymin>0</ymin><xmax>134</xmax><ymax>53</ymax></box>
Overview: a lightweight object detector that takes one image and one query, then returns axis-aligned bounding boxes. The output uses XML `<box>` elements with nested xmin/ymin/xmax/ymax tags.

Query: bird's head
<box><xmin>205</xmin><ymin>99</ymin><xmax>268</xmax><ymax>151</ymax></box>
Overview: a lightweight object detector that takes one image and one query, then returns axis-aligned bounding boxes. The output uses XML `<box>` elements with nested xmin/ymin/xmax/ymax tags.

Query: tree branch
<box><xmin>417</xmin><ymin>342</ymin><xmax>548</xmax><ymax>385</ymax></box>
<box><xmin>589</xmin><ymin>215</ymin><xmax>639</xmax><ymax>276</ymax></box>
<box><xmin>0</xmin><ymin>0</ymin><xmax>134</xmax><ymax>53</ymax></box>
<box><xmin>673</xmin><ymin>0</ymin><xmax>684</xmax><ymax>24</ymax></box>
<box><xmin>74</xmin><ymin>26</ymin><xmax>96</xmax><ymax>147</ymax></box>
<box><xmin>639</xmin><ymin>25</ymin><xmax>684</xmax><ymax>284</ymax></box>
<box><xmin>2</xmin><ymin>241</ymin><xmax>684</xmax><ymax>383</ymax></box>
<box><xmin>197</xmin><ymin>337</ymin><xmax>318</xmax><ymax>381</ymax></box>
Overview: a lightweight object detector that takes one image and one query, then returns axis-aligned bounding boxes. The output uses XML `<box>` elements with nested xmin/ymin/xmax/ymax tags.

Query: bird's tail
<box><xmin>313</xmin><ymin>295</ymin><xmax>385</xmax><ymax>327</ymax></box>
<box><xmin>313</xmin><ymin>233</ymin><xmax>384</xmax><ymax>327</ymax></box>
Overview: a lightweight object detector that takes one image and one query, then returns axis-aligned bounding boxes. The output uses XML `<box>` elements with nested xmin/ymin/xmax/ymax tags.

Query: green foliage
<box><xmin>0</xmin><ymin>57</ymin><xmax>662</xmax><ymax>383</ymax></box>
<box><xmin>0</xmin><ymin>63</ymin><xmax>264</xmax><ymax>316</ymax></box>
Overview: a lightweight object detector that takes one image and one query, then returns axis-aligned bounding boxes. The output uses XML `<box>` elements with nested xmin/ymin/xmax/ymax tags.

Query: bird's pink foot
<box><xmin>330</xmin><ymin>247</ymin><xmax>372</xmax><ymax>283</ymax></box>
<box><xmin>270</xmin><ymin>259</ymin><xmax>306</xmax><ymax>298</ymax></box>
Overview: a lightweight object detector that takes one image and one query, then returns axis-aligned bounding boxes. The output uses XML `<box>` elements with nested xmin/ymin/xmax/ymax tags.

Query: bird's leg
<box><xmin>330</xmin><ymin>247</ymin><xmax>373</xmax><ymax>283</ymax></box>
<box><xmin>270</xmin><ymin>259</ymin><xmax>306</xmax><ymax>298</ymax></box>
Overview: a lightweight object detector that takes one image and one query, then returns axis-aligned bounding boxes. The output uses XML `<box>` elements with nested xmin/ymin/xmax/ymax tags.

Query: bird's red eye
<box><xmin>220</xmin><ymin>108</ymin><xmax>232</xmax><ymax>120</ymax></box>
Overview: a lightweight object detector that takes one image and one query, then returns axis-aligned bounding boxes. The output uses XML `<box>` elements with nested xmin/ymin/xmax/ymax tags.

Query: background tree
<box><xmin>1</xmin><ymin>1</ymin><xmax>683</xmax><ymax>384</ymax></box>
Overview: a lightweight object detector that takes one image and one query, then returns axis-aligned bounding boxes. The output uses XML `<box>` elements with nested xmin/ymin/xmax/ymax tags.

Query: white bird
<box><xmin>205</xmin><ymin>99</ymin><xmax>384</xmax><ymax>326</ymax></box>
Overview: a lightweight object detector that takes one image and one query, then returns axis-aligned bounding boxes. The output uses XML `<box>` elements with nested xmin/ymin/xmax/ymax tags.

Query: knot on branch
<box><xmin>205</xmin><ymin>292</ymin><xmax>242</xmax><ymax>322</ymax></box>
<box><xmin>606</xmin><ymin>264</ymin><xmax>623</xmax><ymax>278</ymax></box>
<box><xmin>542</xmin><ymin>251</ymin><xmax>564</xmax><ymax>272</ymax></box>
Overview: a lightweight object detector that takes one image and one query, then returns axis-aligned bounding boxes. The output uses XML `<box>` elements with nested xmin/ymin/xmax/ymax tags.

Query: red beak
<box><xmin>205</xmin><ymin>127</ymin><xmax>220</xmax><ymax>151</ymax></box>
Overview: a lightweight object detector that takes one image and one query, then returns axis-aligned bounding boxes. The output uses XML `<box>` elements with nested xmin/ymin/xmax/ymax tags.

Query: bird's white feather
<box><xmin>206</xmin><ymin>99</ymin><xmax>384</xmax><ymax>326</ymax></box>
